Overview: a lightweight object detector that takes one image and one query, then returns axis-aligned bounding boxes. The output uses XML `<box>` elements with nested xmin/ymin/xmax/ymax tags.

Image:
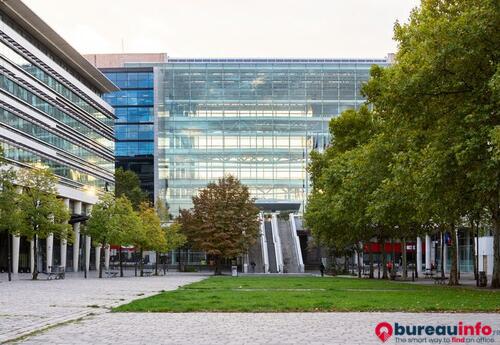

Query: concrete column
<box><xmin>443</xmin><ymin>243</ymin><xmax>448</xmax><ymax>274</ymax></box>
<box><xmin>85</xmin><ymin>236</ymin><xmax>91</xmax><ymax>273</ymax></box>
<box><xmin>431</xmin><ymin>240</ymin><xmax>436</xmax><ymax>266</ymax></box>
<box><xmin>425</xmin><ymin>234</ymin><xmax>431</xmax><ymax>270</ymax></box>
<box><xmin>73</xmin><ymin>201</ymin><xmax>82</xmax><ymax>272</ymax></box>
<box><xmin>46</xmin><ymin>233</ymin><xmax>54</xmax><ymax>271</ymax></box>
<box><xmin>416</xmin><ymin>237</ymin><xmax>422</xmax><ymax>276</ymax></box>
<box><xmin>60</xmin><ymin>198</ymin><xmax>69</xmax><ymax>269</ymax></box>
<box><xmin>30</xmin><ymin>238</ymin><xmax>35</xmax><ymax>274</ymax></box>
<box><xmin>60</xmin><ymin>239</ymin><xmax>67</xmax><ymax>269</ymax></box>
<box><xmin>243</xmin><ymin>253</ymin><xmax>249</xmax><ymax>273</ymax></box>
<box><xmin>105</xmin><ymin>245</ymin><xmax>110</xmax><ymax>270</ymax></box>
<box><xmin>95</xmin><ymin>245</ymin><xmax>101</xmax><ymax>272</ymax></box>
<box><xmin>12</xmin><ymin>235</ymin><xmax>20</xmax><ymax>274</ymax></box>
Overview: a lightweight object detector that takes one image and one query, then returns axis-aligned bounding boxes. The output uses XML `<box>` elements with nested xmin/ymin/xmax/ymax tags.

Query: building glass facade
<box><xmin>0</xmin><ymin>1</ymin><xmax>118</xmax><ymax>273</ymax></box>
<box><xmin>0</xmin><ymin>9</ymin><xmax>115</xmax><ymax>194</ymax></box>
<box><xmin>103</xmin><ymin>68</ymin><xmax>154</xmax><ymax>198</ymax></box>
<box><xmin>154</xmin><ymin>58</ymin><xmax>388</xmax><ymax>215</ymax></box>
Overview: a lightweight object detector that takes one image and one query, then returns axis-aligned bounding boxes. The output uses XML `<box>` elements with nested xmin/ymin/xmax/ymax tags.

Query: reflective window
<box><xmin>0</xmin><ymin>106</ymin><xmax>114</xmax><ymax>172</ymax></box>
<box><xmin>0</xmin><ymin>74</ymin><xmax>114</xmax><ymax>151</ymax></box>
<box><xmin>1</xmin><ymin>142</ymin><xmax>113</xmax><ymax>191</ymax></box>
<box><xmin>156</xmin><ymin>60</ymin><xmax>388</xmax><ymax>215</ymax></box>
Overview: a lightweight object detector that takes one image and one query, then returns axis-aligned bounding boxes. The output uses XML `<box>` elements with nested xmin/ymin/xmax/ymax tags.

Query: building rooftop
<box><xmin>167</xmin><ymin>57</ymin><xmax>388</xmax><ymax>63</ymax></box>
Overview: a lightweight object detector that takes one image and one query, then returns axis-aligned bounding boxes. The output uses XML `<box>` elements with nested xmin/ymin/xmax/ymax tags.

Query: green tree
<box><xmin>361</xmin><ymin>0</ymin><xmax>499</xmax><ymax>286</ymax></box>
<box><xmin>0</xmin><ymin>155</ymin><xmax>22</xmax><ymax>281</ymax></box>
<box><xmin>136</xmin><ymin>202</ymin><xmax>165</xmax><ymax>276</ymax></box>
<box><xmin>115</xmin><ymin>167</ymin><xmax>148</xmax><ymax>209</ymax></box>
<box><xmin>153</xmin><ymin>200</ymin><xmax>186</xmax><ymax>275</ymax></box>
<box><xmin>86</xmin><ymin>194</ymin><xmax>140</xmax><ymax>278</ymax></box>
<box><xmin>178</xmin><ymin>175</ymin><xmax>259</xmax><ymax>275</ymax></box>
<box><xmin>17</xmin><ymin>169</ymin><xmax>71</xmax><ymax>280</ymax></box>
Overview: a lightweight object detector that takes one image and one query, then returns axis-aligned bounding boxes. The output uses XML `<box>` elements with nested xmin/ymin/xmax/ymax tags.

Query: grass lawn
<box><xmin>114</xmin><ymin>276</ymin><xmax>500</xmax><ymax>313</ymax></box>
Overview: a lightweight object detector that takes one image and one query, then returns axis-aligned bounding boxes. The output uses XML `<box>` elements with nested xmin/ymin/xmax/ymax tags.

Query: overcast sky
<box><xmin>24</xmin><ymin>0</ymin><xmax>419</xmax><ymax>59</ymax></box>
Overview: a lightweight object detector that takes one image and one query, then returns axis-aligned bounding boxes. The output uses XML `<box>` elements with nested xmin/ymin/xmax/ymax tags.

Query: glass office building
<box><xmin>0</xmin><ymin>0</ymin><xmax>117</xmax><ymax>273</ymax></box>
<box><xmin>103</xmin><ymin>68</ymin><xmax>155</xmax><ymax>198</ymax></box>
<box><xmin>154</xmin><ymin>58</ymin><xmax>389</xmax><ymax>215</ymax></box>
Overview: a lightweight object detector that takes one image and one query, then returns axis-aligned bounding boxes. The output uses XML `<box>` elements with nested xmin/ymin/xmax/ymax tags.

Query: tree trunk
<box><xmin>7</xmin><ymin>232</ymin><xmax>11</xmax><ymax>282</ymax></box>
<box><xmin>99</xmin><ymin>243</ymin><xmax>104</xmax><ymax>278</ymax></box>
<box><xmin>391</xmin><ymin>238</ymin><xmax>396</xmax><ymax>277</ymax></box>
<box><xmin>449</xmin><ymin>224</ymin><xmax>459</xmax><ymax>286</ymax></box>
<box><xmin>214</xmin><ymin>256</ymin><xmax>222</xmax><ymax>275</ymax></box>
<box><xmin>357</xmin><ymin>247</ymin><xmax>362</xmax><ymax>278</ymax></box>
<box><xmin>155</xmin><ymin>252</ymin><xmax>159</xmax><ymax>276</ymax></box>
<box><xmin>140</xmin><ymin>249</ymin><xmax>144</xmax><ymax>277</ymax></box>
<box><xmin>368</xmin><ymin>242</ymin><xmax>374</xmax><ymax>279</ymax></box>
<box><xmin>402</xmin><ymin>238</ymin><xmax>407</xmax><ymax>280</ymax></box>
<box><xmin>471</xmin><ymin>220</ymin><xmax>477</xmax><ymax>281</ymax></box>
<box><xmin>32</xmin><ymin>234</ymin><xmax>38</xmax><ymax>280</ymax></box>
<box><xmin>491</xmin><ymin>207</ymin><xmax>500</xmax><ymax>288</ymax></box>
<box><xmin>119</xmin><ymin>246</ymin><xmax>124</xmax><ymax>277</ymax></box>
<box><xmin>381</xmin><ymin>239</ymin><xmax>388</xmax><ymax>279</ymax></box>
<box><xmin>440</xmin><ymin>232</ymin><xmax>445</xmax><ymax>279</ymax></box>
<box><xmin>134</xmin><ymin>249</ymin><xmax>138</xmax><ymax>277</ymax></box>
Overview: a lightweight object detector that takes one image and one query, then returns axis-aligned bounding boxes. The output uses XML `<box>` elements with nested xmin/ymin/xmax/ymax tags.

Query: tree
<box><xmin>115</xmin><ymin>167</ymin><xmax>148</xmax><ymax>209</ymax></box>
<box><xmin>362</xmin><ymin>0</ymin><xmax>499</xmax><ymax>286</ymax></box>
<box><xmin>86</xmin><ymin>194</ymin><xmax>140</xmax><ymax>278</ymax></box>
<box><xmin>17</xmin><ymin>169</ymin><xmax>71</xmax><ymax>280</ymax></box>
<box><xmin>136</xmin><ymin>202</ymin><xmax>165</xmax><ymax>276</ymax></box>
<box><xmin>0</xmin><ymin>153</ymin><xmax>22</xmax><ymax>281</ymax></box>
<box><xmin>178</xmin><ymin>175</ymin><xmax>260</xmax><ymax>275</ymax></box>
<box><xmin>153</xmin><ymin>200</ymin><xmax>186</xmax><ymax>275</ymax></box>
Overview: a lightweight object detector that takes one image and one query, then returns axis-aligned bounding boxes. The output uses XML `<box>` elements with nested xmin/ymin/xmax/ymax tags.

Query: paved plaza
<box><xmin>1</xmin><ymin>274</ymin><xmax>499</xmax><ymax>345</ymax></box>
<box><xmin>0</xmin><ymin>272</ymin><xmax>207</xmax><ymax>343</ymax></box>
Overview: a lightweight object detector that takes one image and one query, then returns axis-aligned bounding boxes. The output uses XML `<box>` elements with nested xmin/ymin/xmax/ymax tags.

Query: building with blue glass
<box><xmin>86</xmin><ymin>54</ymin><xmax>168</xmax><ymax>200</ymax></box>
<box><xmin>90</xmin><ymin>56</ymin><xmax>390</xmax><ymax>216</ymax></box>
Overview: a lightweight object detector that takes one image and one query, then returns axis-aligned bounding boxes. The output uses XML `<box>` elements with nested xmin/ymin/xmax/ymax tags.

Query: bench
<box><xmin>423</xmin><ymin>270</ymin><xmax>434</xmax><ymax>278</ymax></box>
<box><xmin>142</xmin><ymin>270</ymin><xmax>153</xmax><ymax>277</ymax></box>
<box><xmin>42</xmin><ymin>266</ymin><xmax>65</xmax><ymax>280</ymax></box>
<box><xmin>433</xmin><ymin>276</ymin><xmax>447</xmax><ymax>285</ymax></box>
<box><xmin>104</xmin><ymin>270</ymin><xmax>119</xmax><ymax>278</ymax></box>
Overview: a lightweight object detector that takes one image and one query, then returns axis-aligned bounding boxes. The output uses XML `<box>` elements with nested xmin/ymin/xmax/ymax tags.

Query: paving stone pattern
<box><xmin>1</xmin><ymin>273</ymin><xmax>499</xmax><ymax>345</ymax></box>
<box><xmin>0</xmin><ymin>273</ymin><xmax>206</xmax><ymax>343</ymax></box>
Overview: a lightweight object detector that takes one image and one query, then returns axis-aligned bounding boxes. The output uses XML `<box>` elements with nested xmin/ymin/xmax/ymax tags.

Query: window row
<box><xmin>103</xmin><ymin>90</ymin><xmax>154</xmax><ymax>106</ymax></box>
<box><xmin>115</xmin><ymin>124</ymin><xmax>154</xmax><ymax>140</ymax></box>
<box><xmin>115</xmin><ymin>141</ymin><xmax>153</xmax><ymax>157</ymax></box>
<box><xmin>161</xmin><ymin>136</ymin><xmax>308</xmax><ymax>149</ymax></box>
<box><xmin>0</xmin><ymin>107</ymin><xmax>114</xmax><ymax>173</ymax></box>
<box><xmin>1</xmin><ymin>142</ymin><xmax>113</xmax><ymax>191</ymax></box>
<box><xmin>0</xmin><ymin>39</ymin><xmax>113</xmax><ymax>126</ymax></box>
<box><xmin>0</xmin><ymin>74</ymin><xmax>114</xmax><ymax>150</ymax></box>
<box><xmin>104</xmin><ymin>72</ymin><xmax>154</xmax><ymax>89</ymax></box>
<box><xmin>115</xmin><ymin>107</ymin><xmax>154</xmax><ymax>123</ymax></box>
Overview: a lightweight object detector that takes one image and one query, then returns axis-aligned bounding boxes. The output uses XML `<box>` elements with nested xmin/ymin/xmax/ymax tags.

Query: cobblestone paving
<box><xmin>2</xmin><ymin>274</ymin><xmax>499</xmax><ymax>345</ymax></box>
<box><xmin>0</xmin><ymin>273</ymin><xmax>207</xmax><ymax>343</ymax></box>
<box><xmin>16</xmin><ymin>312</ymin><xmax>500</xmax><ymax>345</ymax></box>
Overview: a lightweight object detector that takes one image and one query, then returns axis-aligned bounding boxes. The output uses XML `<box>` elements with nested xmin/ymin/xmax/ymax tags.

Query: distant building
<box><xmin>85</xmin><ymin>54</ymin><xmax>168</xmax><ymax>200</ymax></box>
<box><xmin>0</xmin><ymin>0</ymin><xmax>117</xmax><ymax>273</ymax></box>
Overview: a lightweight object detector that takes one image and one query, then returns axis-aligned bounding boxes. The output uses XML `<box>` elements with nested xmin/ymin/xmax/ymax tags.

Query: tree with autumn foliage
<box><xmin>178</xmin><ymin>175</ymin><xmax>260</xmax><ymax>275</ymax></box>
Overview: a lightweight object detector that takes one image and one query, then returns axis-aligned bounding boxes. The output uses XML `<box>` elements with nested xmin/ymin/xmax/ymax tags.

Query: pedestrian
<box><xmin>320</xmin><ymin>262</ymin><xmax>325</xmax><ymax>277</ymax></box>
<box><xmin>250</xmin><ymin>261</ymin><xmax>256</xmax><ymax>273</ymax></box>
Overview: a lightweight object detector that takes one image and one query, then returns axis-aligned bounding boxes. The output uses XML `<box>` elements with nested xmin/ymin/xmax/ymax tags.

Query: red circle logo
<box><xmin>375</xmin><ymin>322</ymin><xmax>393</xmax><ymax>342</ymax></box>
